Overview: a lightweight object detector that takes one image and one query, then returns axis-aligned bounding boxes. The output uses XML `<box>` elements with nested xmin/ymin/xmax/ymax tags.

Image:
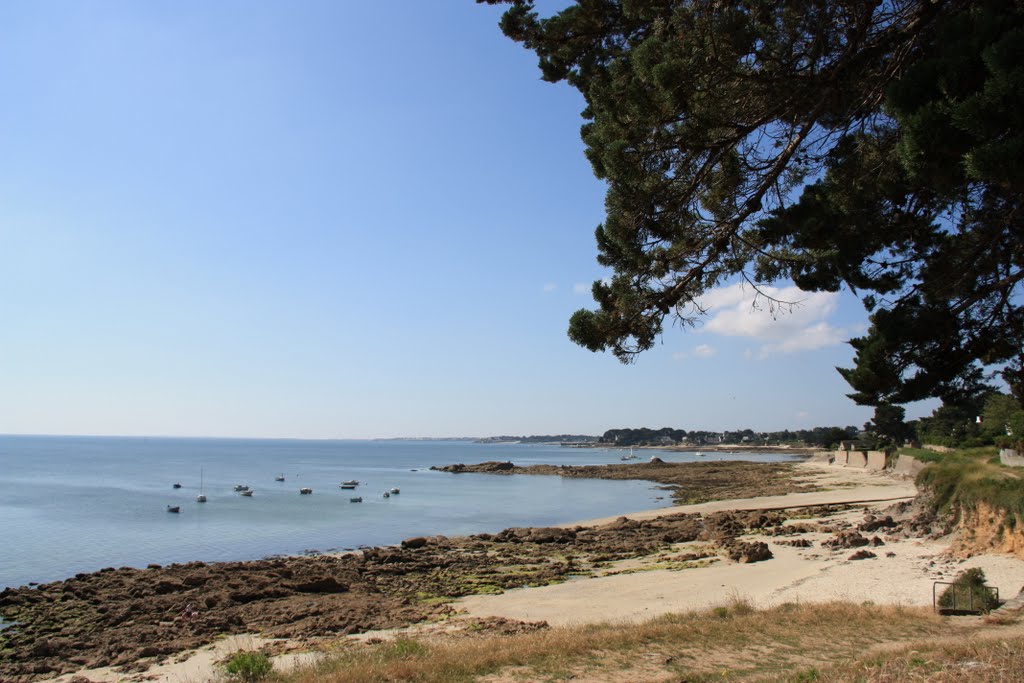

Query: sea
<box><xmin>0</xmin><ymin>435</ymin><xmax>800</xmax><ymax>591</ymax></box>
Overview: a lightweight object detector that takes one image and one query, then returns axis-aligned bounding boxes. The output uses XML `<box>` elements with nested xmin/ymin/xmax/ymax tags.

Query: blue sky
<box><xmin>0</xmin><ymin>1</ymin><xmax>933</xmax><ymax>439</ymax></box>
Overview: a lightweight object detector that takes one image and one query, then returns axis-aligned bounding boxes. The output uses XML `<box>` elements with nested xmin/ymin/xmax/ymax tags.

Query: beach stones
<box><xmin>822</xmin><ymin>530</ymin><xmax>871</xmax><ymax>549</ymax></box>
<box><xmin>719</xmin><ymin>539</ymin><xmax>773</xmax><ymax>563</ymax></box>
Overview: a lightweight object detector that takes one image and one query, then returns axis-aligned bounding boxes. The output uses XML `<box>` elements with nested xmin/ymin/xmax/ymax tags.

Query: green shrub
<box><xmin>224</xmin><ymin>651</ymin><xmax>273</xmax><ymax>683</ymax></box>
<box><xmin>938</xmin><ymin>568</ymin><xmax>1000</xmax><ymax>613</ymax></box>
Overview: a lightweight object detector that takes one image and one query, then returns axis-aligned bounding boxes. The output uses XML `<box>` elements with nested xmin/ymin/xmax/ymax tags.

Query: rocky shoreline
<box><xmin>0</xmin><ymin>460</ymin><xmax>818</xmax><ymax>682</ymax></box>
<box><xmin>429</xmin><ymin>459</ymin><xmax>816</xmax><ymax>505</ymax></box>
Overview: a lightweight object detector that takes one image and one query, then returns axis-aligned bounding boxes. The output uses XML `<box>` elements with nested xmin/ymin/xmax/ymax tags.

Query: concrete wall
<box><xmin>831</xmin><ymin>449</ymin><xmax>888</xmax><ymax>470</ymax></box>
<box><xmin>847</xmin><ymin>451</ymin><xmax>867</xmax><ymax>468</ymax></box>
<box><xmin>1001</xmin><ymin>449</ymin><xmax>1024</xmax><ymax>468</ymax></box>
<box><xmin>865</xmin><ymin>451</ymin><xmax>887</xmax><ymax>471</ymax></box>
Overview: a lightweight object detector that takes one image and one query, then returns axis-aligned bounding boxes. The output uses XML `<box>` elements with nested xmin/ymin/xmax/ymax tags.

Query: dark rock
<box><xmin>153</xmin><ymin>581</ymin><xmax>184</xmax><ymax>595</ymax></box>
<box><xmin>823</xmin><ymin>531</ymin><xmax>870</xmax><ymax>549</ymax></box>
<box><xmin>849</xmin><ymin>549</ymin><xmax>877</xmax><ymax>560</ymax></box>
<box><xmin>720</xmin><ymin>540</ymin><xmax>773</xmax><ymax>563</ymax></box>
<box><xmin>859</xmin><ymin>515</ymin><xmax>897</xmax><ymax>532</ymax></box>
<box><xmin>289</xmin><ymin>577</ymin><xmax>348</xmax><ymax>594</ymax></box>
<box><xmin>401</xmin><ymin>537</ymin><xmax>428</xmax><ymax>549</ymax></box>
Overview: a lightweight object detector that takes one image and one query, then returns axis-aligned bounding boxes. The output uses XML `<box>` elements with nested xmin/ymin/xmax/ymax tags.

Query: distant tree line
<box><xmin>599</xmin><ymin>426</ymin><xmax>859</xmax><ymax>449</ymax></box>
<box><xmin>865</xmin><ymin>390</ymin><xmax>1024</xmax><ymax>451</ymax></box>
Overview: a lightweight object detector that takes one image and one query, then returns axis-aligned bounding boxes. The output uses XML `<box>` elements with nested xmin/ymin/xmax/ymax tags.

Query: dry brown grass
<box><xmin>764</xmin><ymin>636</ymin><xmax>1024</xmax><ymax>682</ymax></box>
<box><xmin>277</xmin><ymin>601</ymin><xmax>969</xmax><ymax>683</ymax></box>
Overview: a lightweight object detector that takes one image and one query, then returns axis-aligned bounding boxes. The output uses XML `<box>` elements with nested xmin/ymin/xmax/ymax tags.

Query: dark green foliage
<box><xmin>600</xmin><ymin>424</ymin><xmax>857</xmax><ymax>447</ymax></box>
<box><xmin>483</xmin><ymin>0</ymin><xmax>1024</xmax><ymax>410</ymax></box>
<box><xmin>915</xmin><ymin>389</ymin><xmax>1024</xmax><ymax>449</ymax></box>
<box><xmin>864</xmin><ymin>403</ymin><xmax>912</xmax><ymax>450</ymax></box>
<box><xmin>224</xmin><ymin>651</ymin><xmax>273</xmax><ymax>683</ymax></box>
<box><xmin>982</xmin><ymin>393</ymin><xmax>1024</xmax><ymax>450</ymax></box>
<box><xmin>938</xmin><ymin>568</ymin><xmax>1000</xmax><ymax>613</ymax></box>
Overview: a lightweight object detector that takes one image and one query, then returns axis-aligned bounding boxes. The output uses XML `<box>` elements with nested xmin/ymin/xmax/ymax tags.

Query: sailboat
<box><xmin>196</xmin><ymin>468</ymin><xmax>207</xmax><ymax>503</ymax></box>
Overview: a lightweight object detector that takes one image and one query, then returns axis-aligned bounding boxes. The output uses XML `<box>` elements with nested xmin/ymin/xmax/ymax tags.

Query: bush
<box><xmin>224</xmin><ymin>651</ymin><xmax>273</xmax><ymax>683</ymax></box>
<box><xmin>938</xmin><ymin>568</ymin><xmax>1000</xmax><ymax>613</ymax></box>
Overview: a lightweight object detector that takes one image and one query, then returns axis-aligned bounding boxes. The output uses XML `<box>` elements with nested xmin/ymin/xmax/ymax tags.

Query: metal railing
<box><xmin>933</xmin><ymin>581</ymin><xmax>999</xmax><ymax>614</ymax></box>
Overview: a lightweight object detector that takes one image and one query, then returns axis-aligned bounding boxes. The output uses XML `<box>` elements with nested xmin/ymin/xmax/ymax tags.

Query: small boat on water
<box><xmin>240</xmin><ymin>489</ymin><xmax>253</xmax><ymax>497</ymax></box>
<box><xmin>196</xmin><ymin>469</ymin><xmax>207</xmax><ymax>503</ymax></box>
<box><xmin>350</xmin><ymin>496</ymin><xmax>362</xmax><ymax>503</ymax></box>
<box><xmin>233</xmin><ymin>484</ymin><xmax>250</xmax><ymax>492</ymax></box>
<box><xmin>299</xmin><ymin>487</ymin><xmax>313</xmax><ymax>495</ymax></box>
<box><xmin>390</xmin><ymin>487</ymin><xmax>400</xmax><ymax>494</ymax></box>
<box><xmin>339</xmin><ymin>484</ymin><xmax>357</xmax><ymax>490</ymax></box>
<box><xmin>275</xmin><ymin>473</ymin><xmax>285</xmax><ymax>481</ymax></box>
<box><xmin>342</xmin><ymin>480</ymin><xmax>359</xmax><ymax>486</ymax></box>
<box><xmin>382</xmin><ymin>491</ymin><xmax>390</xmax><ymax>498</ymax></box>
<box><xmin>166</xmin><ymin>505</ymin><xmax>180</xmax><ymax>513</ymax></box>
<box><xmin>172</xmin><ymin>483</ymin><xmax>182</xmax><ymax>489</ymax></box>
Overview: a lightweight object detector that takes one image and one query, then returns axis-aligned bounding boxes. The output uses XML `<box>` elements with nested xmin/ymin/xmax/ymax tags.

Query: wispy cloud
<box><xmin>573</xmin><ymin>282</ymin><xmax>590</xmax><ymax>295</ymax></box>
<box><xmin>673</xmin><ymin>344</ymin><xmax>717</xmax><ymax>361</ymax></box>
<box><xmin>543</xmin><ymin>283</ymin><xmax>558</xmax><ymax>293</ymax></box>
<box><xmin>698</xmin><ymin>283</ymin><xmax>847</xmax><ymax>358</ymax></box>
<box><xmin>693</xmin><ymin>344</ymin><xmax>716</xmax><ymax>358</ymax></box>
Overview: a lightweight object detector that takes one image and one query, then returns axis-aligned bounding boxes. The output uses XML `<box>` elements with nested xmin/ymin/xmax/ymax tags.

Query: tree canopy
<box><xmin>483</xmin><ymin>0</ymin><xmax>1024</xmax><ymax>408</ymax></box>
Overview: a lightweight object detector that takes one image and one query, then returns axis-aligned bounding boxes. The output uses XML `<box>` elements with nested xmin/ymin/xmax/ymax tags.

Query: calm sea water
<box><xmin>0</xmin><ymin>436</ymin><xmax>798</xmax><ymax>590</ymax></box>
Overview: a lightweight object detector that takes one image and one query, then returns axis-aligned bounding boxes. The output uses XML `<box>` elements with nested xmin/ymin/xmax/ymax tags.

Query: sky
<box><xmin>0</xmin><ymin>1</ymin><xmax>937</xmax><ymax>439</ymax></box>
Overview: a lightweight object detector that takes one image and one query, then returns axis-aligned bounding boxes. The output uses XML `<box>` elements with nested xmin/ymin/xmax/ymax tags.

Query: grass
<box><xmin>277</xmin><ymin>602</ymin><xmax>954</xmax><ymax>683</ymax></box>
<box><xmin>783</xmin><ymin>636</ymin><xmax>1024</xmax><ymax>682</ymax></box>
<box><xmin>898</xmin><ymin>446</ymin><xmax>999</xmax><ymax>465</ymax></box>
<box><xmin>915</xmin><ymin>455</ymin><xmax>1024</xmax><ymax>522</ymax></box>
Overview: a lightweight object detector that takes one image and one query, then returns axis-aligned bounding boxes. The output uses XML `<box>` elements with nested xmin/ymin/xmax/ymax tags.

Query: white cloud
<box><xmin>673</xmin><ymin>344</ymin><xmax>716</xmax><ymax>361</ymax></box>
<box><xmin>697</xmin><ymin>283</ymin><xmax>847</xmax><ymax>358</ymax></box>
<box><xmin>543</xmin><ymin>283</ymin><xmax>558</xmax><ymax>293</ymax></box>
<box><xmin>757</xmin><ymin>321</ymin><xmax>846</xmax><ymax>358</ymax></box>
<box><xmin>693</xmin><ymin>344</ymin><xmax>716</xmax><ymax>358</ymax></box>
<box><xmin>795</xmin><ymin>411</ymin><xmax>810</xmax><ymax>419</ymax></box>
<box><xmin>573</xmin><ymin>282</ymin><xmax>590</xmax><ymax>295</ymax></box>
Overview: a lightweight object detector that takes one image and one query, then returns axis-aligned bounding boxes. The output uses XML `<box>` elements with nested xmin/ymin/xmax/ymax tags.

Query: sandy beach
<box><xmin>26</xmin><ymin>458</ymin><xmax>1024</xmax><ymax>683</ymax></box>
<box><xmin>459</xmin><ymin>460</ymin><xmax>1022</xmax><ymax>626</ymax></box>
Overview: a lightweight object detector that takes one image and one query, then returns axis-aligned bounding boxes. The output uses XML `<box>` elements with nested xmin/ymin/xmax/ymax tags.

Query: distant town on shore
<box><xmin>475</xmin><ymin>425</ymin><xmax>860</xmax><ymax>448</ymax></box>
